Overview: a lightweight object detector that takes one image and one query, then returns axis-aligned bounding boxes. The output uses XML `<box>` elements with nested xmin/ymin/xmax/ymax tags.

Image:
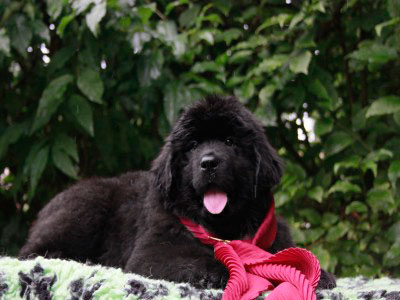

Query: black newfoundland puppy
<box><xmin>20</xmin><ymin>95</ymin><xmax>335</xmax><ymax>290</ymax></box>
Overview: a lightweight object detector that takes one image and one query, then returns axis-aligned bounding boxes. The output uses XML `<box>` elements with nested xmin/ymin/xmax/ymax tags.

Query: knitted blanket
<box><xmin>0</xmin><ymin>256</ymin><xmax>399</xmax><ymax>299</ymax></box>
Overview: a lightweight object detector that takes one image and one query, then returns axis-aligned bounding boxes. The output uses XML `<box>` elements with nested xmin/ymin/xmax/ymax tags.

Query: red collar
<box><xmin>179</xmin><ymin>199</ymin><xmax>277</xmax><ymax>250</ymax></box>
<box><xmin>179</xmin><ymin>198</ymin><xmax>320</xmax><ymax>300</ymax></box>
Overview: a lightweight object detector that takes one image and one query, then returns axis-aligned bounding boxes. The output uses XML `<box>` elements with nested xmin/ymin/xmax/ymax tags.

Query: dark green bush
<box><xmin>1</xmin><ymin>0</ymin><xmax>399</xmax><ymax>277</ymax></box>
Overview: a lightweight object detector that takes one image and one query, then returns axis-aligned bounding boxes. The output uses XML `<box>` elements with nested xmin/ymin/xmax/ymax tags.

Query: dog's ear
<box><xmin>151</xmin><ymin>141</ymin><xmax>173</xmax><ymax>199</ymax></box>
<box><xmin>255</xmin><ymin>139</ymin><xmax>283</xmax><ymax>188</ymax></box>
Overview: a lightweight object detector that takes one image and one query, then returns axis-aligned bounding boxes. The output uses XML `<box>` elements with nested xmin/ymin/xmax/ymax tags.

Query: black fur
<box><xmin>20</xmin><ymin>95</ymin><xmax>335</xmax><ymax>290</ymax></box>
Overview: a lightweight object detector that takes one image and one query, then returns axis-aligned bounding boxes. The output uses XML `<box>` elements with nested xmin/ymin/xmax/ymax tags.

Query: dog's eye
<box><xmin>189</xmin><ymin>141</ymin><xmax>198</xmax><ymax>150</ymax></box>
<box><xmin>225</xmin><ymin>137</ymin><xmax>234</xmax><ymax>146</ymax></box>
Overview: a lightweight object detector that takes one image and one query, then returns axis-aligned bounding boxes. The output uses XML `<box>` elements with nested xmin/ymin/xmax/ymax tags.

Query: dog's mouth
<box><xmin>203</xmin><ymin>188</ymin><xmax>228</xmax><ymax>214</ymax></box>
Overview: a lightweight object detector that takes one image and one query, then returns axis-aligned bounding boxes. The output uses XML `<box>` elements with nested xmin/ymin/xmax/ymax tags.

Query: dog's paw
<box><xmin>194</xmin><ymin>261</ymin><xmax>229</xmax><ymax>289</ymax></box>
<box><xmin>317</xmin><ymin>269</ymin><xmax>336</xmax><ymax>290</ymax></box>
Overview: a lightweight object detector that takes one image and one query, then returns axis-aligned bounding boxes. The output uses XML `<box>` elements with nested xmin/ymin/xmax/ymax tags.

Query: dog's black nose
<box><xmin>200</xmin><ymin>155</ymin><xmax>219</xmax><ymax>171</ymax></box>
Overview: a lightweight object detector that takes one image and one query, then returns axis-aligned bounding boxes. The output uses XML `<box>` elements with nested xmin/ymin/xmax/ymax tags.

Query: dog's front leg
<box><xmin>125</xmin><ymin>231</ymin><xmax>229</xmax><ymax>289</ymax></box>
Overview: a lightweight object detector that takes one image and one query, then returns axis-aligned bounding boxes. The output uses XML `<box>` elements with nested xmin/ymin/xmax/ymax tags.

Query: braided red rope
<box><xmin>179</xmin><ymin>199</ymin><xmax>320</xmax><ymax>300</ymax></box>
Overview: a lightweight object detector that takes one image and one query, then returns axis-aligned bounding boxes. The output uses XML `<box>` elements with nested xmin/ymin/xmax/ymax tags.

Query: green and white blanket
<box><xmin>0</xmin><ymin>256</ymin><xmax>399</xmax><ymax>299</ymax></box>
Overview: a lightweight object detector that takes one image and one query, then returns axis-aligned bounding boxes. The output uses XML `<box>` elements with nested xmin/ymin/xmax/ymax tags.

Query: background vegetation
<box><xmin>1</xmin><ymin>0</ymin><xmax>400</xmax><ymax>278</ymax></box>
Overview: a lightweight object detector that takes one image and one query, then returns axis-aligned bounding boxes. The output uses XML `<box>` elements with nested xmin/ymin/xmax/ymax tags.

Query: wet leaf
<box><xmin>328</xmin><ymin>181</ymin><xmax>362</xmax><ymax>194</ymax></box>
<box><xmin>0</xmin><ymin>29</ymin><xmax>11</xmax><ymax>56</ymax></box>
<box><xmin>10</xmin><ymin>15</ymin><xmax>32</xmax><ymax>57</ymax></box>
<box><xmin>68</xmin><ymin>94</ymin><xmax>94</xmax><ymax>136</ymax></box>
<box><xmin>28</xmin><ymin>145</ymin><xmax>49</xmax><ymax>198</ymax></box>
<box><xmin>323</xmin><ymin>132</ymin><xmax>353</xmax><ymax>157</ymax></box>
<box><xmin>86</xmin><ymin>1</ymin><xmax>106</xmax><ymax>37</ymax></box>
<box><xmin>366</xmin><ymin>96</ymin><xmax>400</xmax><ymax>117</ymax></box>
<box><xmin>46</xmin><ymin>0</ymin><xmax>63</xmax><ymax>19</ymax></box>
<box><xmin>52</xmin><ymin>146</ymin><xmax>78</xmax><ymax>179</ymax></box>
<box><xmin>77</xmin><ymin>68</ymin><xmax>104</xmax><ymax>104</ymax></box>
<box><xmin>31</xmin><ymin>74</ymin><xmax>74</xmax><ymax>133</ymax></box>
<box><xmin>289</xmin><ymin>51</ymin><xmax>312</xmax><ymax>75</ymax></box>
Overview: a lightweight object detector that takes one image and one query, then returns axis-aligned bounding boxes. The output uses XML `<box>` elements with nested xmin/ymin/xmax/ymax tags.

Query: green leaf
<box><xmin>165</xmin><ymin>0</ymin><xmax>188</xmax><ymax>15</ymax></box>
<box><xmin>388</xmin><ymin>0</ymin><xmax>400</xmax><ymax>18</ymax></box>
<box><xmin>77</xmin><ymin>68</ymin><xmax>104</xmax><ymax>104</ymax></box>
<box><xmin>68</xmin><ymin>94</ymin><xmax>94</xmax><ymax>136</ymax></box>
<box><xmin>164</xmin><ymin>81</ymin><xmax>192</xmax><ymax>126</ymax></box>
<box><xmin>256</xmin><ymin>14</ymin><xmax>291</xmax><ymax>33</ymax></box>
<box><xmin>299</xmin><ymin>208</ymin><xmax>321</xmax><ymax>225</ymax></box>
<box><xmin>349</xmin><ymin>42</ymin><xmax>397</xmax><ymax>65</ymax></box>
<box><xmin>253</xmin><ymin>55</ymin><xmax>288</xmax><ymax>74</ymax></box>
<box><xmin>179</xmin><ymin>4</ymin><xmax>200</xmax><ymax>28</ymax></box>
<box><xmin>0</xmin><ymin>28</ymin><xmax>11</xmax><ymax>56</ymax></box>
<box><xmin>0</xmin><ymin>122</ymin><xmax>28</xmax><ymax>159</ymax></box>
<box><xmin>314</xmin><ymin>118</ymin><xmax>333</xmax><ymax>136</ymax></box>
<box><xmin>52</xmin><ymin>146</ymin><xmax>78</xmax><ymax>179</ymax></box>
<box><xmin>290</xmin><ymin>226</ymin><xmax>306</xmax><ymax>244</ymax></box>
<box><xmin>289</xmin><ymin>12</ymin><xmax>305</xmax><ymax>29</ymax></box>
<box><xmin>238</xmin><ymin>81</ymin><xmax>255</xmax><ymax>100</ymax></box>
<box><xmin>28</xmin><ymin>145</ymin><xmax>50</xmax><ymax>198</ymax></box>
<box><xmin>47</xmin><ymin>0</ymin><xmax>63</xmax><ymax>19</ymax></box>
<box><xmin>57</xmin><ymin>15</ymin><xmax>75</xmax><ymax>37</ymax></box>
<box><xmin>307</xmin><ymin>79</ymin><xmax>333</xmax><ymax>109</ymax></box>
<box><xmin>388</xmin><ymin>160</ymin><xmax>400</xmax><ymax>188</ymax></box>
<box><xmin>326</xmin><ymin>222</ymin><xmax>349</xmax><ymax>242</ymax></box>
<box><xmin>334</xmin><ymin>155</ymin><xmax>361</xmax><ymax>174</ymax></box>
<box><xmin>311</xmin><ymin>246</ymin><xmax>330</xmax><ymax>270</ymax></box>
<box><xmin>387</xmin><ymin>222</ymin><xmax>400</xmax><ymax>243</ymax></box>
<box><xmin>375</xmin><ymin>18</ymin><xmax>400</xmax><ymax>36</ymax></box>
<box><xmin>370</xmin><ymin>240</ymin><xmax>390</xmax><ymax>254</ymax></box>
<box><xmin>10</xmin><ymin>15</ymin><xmax>32</xmax><ymax>58</ymax></box>
<box><xmin>137</xmin><ymin>4</ymin><xmax>156</xmax><ymax>25</ymax></box>
<box><xmin>86</xmin><ymin>1</ymin><xmax>106</xmax><ymax>37</ymax></box>
<box><xmin>72</xmin><ymin>0</ymin><xmax>93</xmax><ymax>14</ymax></box>
<box><xmin>323</xmin><ymin>131</ymin><xmax>353</xmax><ymax>156</ymax></box>
<box><xmin>394</xmin><ymin>111</ymin><xmax>400</xmax><ymax>125</ymax></box>
<box><xmin>295</xmin><ymin>32</ymin><xmax>316</xmax><ymax>48</ymax></box>
<box><xmin>197</xmin><ymin>31</ymin><xmax>214</xmax><ymax>45</ymax></box>
<box><xmin>229</xmin><ymin>50</ymin><xmax>252</xmax><ymax>64</ymax></box>
<box><xmin>213</xmin><ymin>0</ymin><xmax>231</xmax><ymax>15</ymax></box>
<box><xmin>352</xmin><ymin>107</ymin><xmax>367</xmax><ymax>131</ymax></box>
<box><xmin>131</xmin><ymin>32</ymin><xmax>151</xmax><ymax>54</ymax></box>
<box><xmin>367</xmin><ymin>187</ymin><xmax>395</xmax><ymax>213</ymax></box>
<box><xmin>203</xmin><ymin>13</ymin><xmax>222</xmax><ymax>26</ymax></box>
<box><xmin>308</xmin><ymin>186</ymin><xmax>324</xmax><ymax>203</ymax></box>
<box><xmin>156</xmin><ymin>21</ymin><xmax>186</xmax><ymax>57</ymax></box>
<box><xmin>383</xmin><ymin>242</ymin><xmax>400</xmax><ymax>267</ymax></box>
<box><xmin>345</xmin><ymin>201</ymin><xmax>368</xmax><ymax>214</ymax></box>
<box><xmin>322</xmin><ymin>213</ymin><xmax>339</xmax><ymax>228</ymax></box>
<box><xmin>289</xmin><ymin>51</ymin><xmax>312</xmax><ymax>75</ymax></box>
<box><xmin>33</xmin><ymin>20</ymin><xmax>51</xmax><ymax>43</ymax></box>
<box><xmin>365</xmin><ymin>149</ymin><xmax>393</xmax><ymax>162</ymax></box>
<box><xmin>258</xmin><ymin>85</ymin><xmax>276</xmax><ymax>105</ymax></box>
<box><xmin>137</xmin><ymin>51</ymin><xmax>164</xmax><ymax>87</ymax></box>
<box><xmin>165</xmin><ymin>0</ymin><xmax>189</xmax><ymax>15</ymax></box>
<box><xmin>361</xmin><ymin>160</ymin><xmax>378</xmax><ymax>177</ymax></box>
<box><xmin>48</xmin><ymin>46</ymin><xmax>76</xmax><ymax>75</ymax></box>
<box><xmin>308</xmin><ymin>79</ymin><xmax>330</xmax><ymax>100</ymax></box>
<box><xmin>366</xmin><ymin>96</ymin><xmax>400</xmax><ymax>117</ymax></box>
<box><xmin>192</xmin><ymin>61</ymin><xmax>223</xmax><ymax>73</ymax></box>
<box><xmin>216</xmin><ymin>28</ymin><xmax>242</xmax><ymax>45</ymax></box>
<box><xmin>304</xmin><ymin>228</ymin><xmax>325</xmax><ymax>243</ymax></box>
<box><xmin>328</xmin><ymin>181</ymin><xmax>362</xmax><ymax>194</ymax></box>
<box><xmin>53</xmin><ymin>133</ymin><xmax>79</xmax><ymax>162</ymax></box>
<box><xmin>312</xmin><ymin>1</ymin><xmax>326</xmax><ymax>12</ymax></box>
<box><xmin>31</xmin><ymin>74</ymin><xmax>74</xmax><ymax>133</ymax></box>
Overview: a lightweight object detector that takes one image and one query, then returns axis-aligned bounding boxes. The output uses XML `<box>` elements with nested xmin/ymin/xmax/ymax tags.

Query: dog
<box><xmin>20</xmin><ymin>95</ymin><xmax>336</xmax><ymax>289</ymax></box>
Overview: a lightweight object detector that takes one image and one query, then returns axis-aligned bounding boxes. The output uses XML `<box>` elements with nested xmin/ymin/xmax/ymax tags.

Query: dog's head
<box><xmin>151</xmin><ymin>95</ymin><xmax>282</xmax><ymax>238</ymax></box>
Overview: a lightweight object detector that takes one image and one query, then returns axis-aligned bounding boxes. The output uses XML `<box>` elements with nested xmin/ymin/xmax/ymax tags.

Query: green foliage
<box><xmin>1</xmin><ymin>0</ymin><xmax>399</xmax><ymax>278</ymax></box>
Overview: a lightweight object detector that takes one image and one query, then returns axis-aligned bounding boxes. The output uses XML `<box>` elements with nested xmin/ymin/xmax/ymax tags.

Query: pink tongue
<box><xmin>203</xmin><ymin>189</ymin><xmax>228</xmax><ymax>214</ymax></box>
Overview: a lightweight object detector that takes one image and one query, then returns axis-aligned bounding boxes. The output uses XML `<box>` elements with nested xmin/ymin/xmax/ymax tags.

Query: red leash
<box><xmin>179</xmin><ymin>199</ymin><xmax>320</xmax><ymax>300</ymax></box>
